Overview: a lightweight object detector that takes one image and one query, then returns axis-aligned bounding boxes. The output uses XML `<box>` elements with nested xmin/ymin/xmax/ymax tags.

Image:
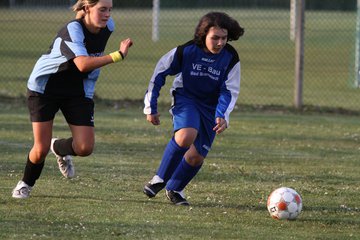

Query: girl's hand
<box><xmin>213</xmin><ymin>117</ymin><xmax>227</xmax><ymax>134</ymax></box>
<box><xmin>146</xmin><ymin>113</ymin><xmax>161</xmax><ymax>125</ymax></box>
<box><xmin>119</xmin><ymin>38</ymin><xmax>133</xmax><ymax>58</ymax></box>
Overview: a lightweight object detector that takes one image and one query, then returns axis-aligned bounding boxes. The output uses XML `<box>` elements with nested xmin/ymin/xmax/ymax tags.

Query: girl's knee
<box><xmin>185</xmin><ymin>149</ymin><xmax>204</xmax><ymax>166</ymax></box>
<box><xmin>175</xmin><ymin>128</ymin><xmax>198</xmax><ymax>148</ymax></box>
<box><xmin>30</xmin><ymin>146</ymin><xmax>49</xmax><ymax>163</ymax></box>
<box><xmin>175</xmin><ymin>137</ymin><xmax>192</xmax><ymax>148</ymax></box>
<box><xmin>74</xmin><ymin>143</ymin><xmax>94</xmax><ymax>156</ymax></box>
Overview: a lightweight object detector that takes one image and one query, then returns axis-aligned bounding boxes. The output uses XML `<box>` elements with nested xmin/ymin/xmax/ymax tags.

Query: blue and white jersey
<box><xmin>144</xmin><ymin>40</ymin><xmax>241</xmax><ymax>126</ymax></box>
<box><xmin>27</xmin><ymin>17</ymin><xmax>114</xmax><ymax>98</ymax></box>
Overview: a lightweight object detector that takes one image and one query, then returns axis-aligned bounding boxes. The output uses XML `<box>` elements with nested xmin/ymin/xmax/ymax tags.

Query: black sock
<box><xmin>22</xmin><ymin>155</ymin><xmax>44</xmax><ymax>187</ymax></box>
<box><xmin>54</xmin><ymin>137</ymin><xmax>77</xmax><ymax>156</ymax></box>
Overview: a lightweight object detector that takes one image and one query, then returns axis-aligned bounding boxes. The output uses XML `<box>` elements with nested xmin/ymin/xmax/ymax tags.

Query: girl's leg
<box><xmin>50</xmin><ymin>125</ymin><xmax>94</xmax><ymax>179</ymax></box>
<box><xmin>52</xmin><ymin>124</ymin><xmax>94</xmax><ymax>157</ymax></box>
<box><xmin>166</xmin><ymin>145</ymin><xmax>204</xmax><ymax>192</ymax></box>
<box><xmin>155</xmin><ymin>137</ymin><xmax>189</xmax><ymax>182</ymax></box>
<box><xmin>23</xmin><ymin>121</ymin><xmax>53</xmax><ymax>186</ymax></box>
<box><xmin>143</xmin><ymin>128</ymin><xmax>197</xmax><ymax>198</ymax></box>
<box><xmin>165</xmin><ymin>145</ymin><xmax>204</xmax><ymax>205</ymax></box>
<box><xmin>70</xmin><ymin>125</ymin><xmax>94</xmax><ymax>156</ymax></box>
<box><xmin>156</xmin><ymin>127</ymin><xmax>198</xmax><ymax>182</ymax></box>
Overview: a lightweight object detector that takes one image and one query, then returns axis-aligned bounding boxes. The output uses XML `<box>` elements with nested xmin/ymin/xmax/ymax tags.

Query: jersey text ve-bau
<box><xmin>144</xmin><ymin>40</ymin><xmax>241</xmax><ymax>126</ymax></box>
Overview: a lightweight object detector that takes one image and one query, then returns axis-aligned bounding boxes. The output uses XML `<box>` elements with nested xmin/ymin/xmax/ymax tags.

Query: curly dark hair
<box><xmin>193</xmin><ymin>12</ymin><xmax>244</xmax><ymax>48</ymax></box>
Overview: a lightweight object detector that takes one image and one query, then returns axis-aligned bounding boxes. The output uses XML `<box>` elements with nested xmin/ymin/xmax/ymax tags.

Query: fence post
<box><xmin>355</xmin><ymin>0</ymin><xmax>360</xmax><ymax>87</ymax></box>
<box><xmin>152</xmin><ymin>0</ymin><xmax>160</xmax><ymax>42</ymax></box>
<box><xmin>294</xmin><ymin>0</ymin><xmax>305</xmax><ymax>109</ymax></box>
<box><xmin>9</xmin><ymin>0</ymin><xmax>15</xmax><ymax>8</ymax></box>
<box><xmin>290</xmin><ymin>0</ymin><xmax>296</xmax><ymax>41</ymax></box>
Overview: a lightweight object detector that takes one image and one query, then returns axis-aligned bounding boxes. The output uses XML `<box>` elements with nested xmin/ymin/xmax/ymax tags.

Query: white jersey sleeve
<box><xmin>143</xmin><ymin>48</ymin><xmax>180</xmax><ymax>115</ymax></box>
<box><xmin>217</xmin><ymin>61</ymin><xmax>241</xmax><ymax>127</ymax></box>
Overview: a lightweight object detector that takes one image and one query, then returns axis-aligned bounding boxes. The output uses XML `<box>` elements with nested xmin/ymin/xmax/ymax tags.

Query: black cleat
<box><xmin>166</xmin><ymin>190</ymin><xmax>190</xmax><ymax>206</ymax></box>
<box><xmin>143</xmin><ymin>182</ymin><xmax>166</xmax><ymax>198</ymax></box>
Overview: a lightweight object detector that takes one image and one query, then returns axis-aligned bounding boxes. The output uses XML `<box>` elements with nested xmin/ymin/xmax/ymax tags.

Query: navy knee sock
<box><xmin>166</xmin><ymin>158</ymin><xmax>202</xmax><ymax>192</ymax></box>
<box><xmin>156</xmin><ymin>137</ymin><xmax>189</xmax><ymax>182</ymax></box>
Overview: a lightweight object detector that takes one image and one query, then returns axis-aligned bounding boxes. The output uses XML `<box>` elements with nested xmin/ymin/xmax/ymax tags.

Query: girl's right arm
<box><xmin>143</xmin><ymin>48</ymin><xmax>180</xmax><ymax>116</ymax></box>
<box><xmin>73</xmin><ymin>38</ymin><xmax>133</xmax><ymax>72</ymax></box>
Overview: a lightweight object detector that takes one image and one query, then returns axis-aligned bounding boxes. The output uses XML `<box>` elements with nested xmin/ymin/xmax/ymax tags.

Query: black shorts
<box><xmin>27</xmin><ymin>90</ymin><xmax>95</xmax><ymax>127</ymax></box>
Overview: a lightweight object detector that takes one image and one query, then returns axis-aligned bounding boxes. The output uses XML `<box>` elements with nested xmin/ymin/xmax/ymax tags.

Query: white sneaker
<box><xmin>143</xmin><ymin>175</ymin><xmax>165</xmax><ymax>198</ymax></box>
<box><xmin>149</xmin><ymin>175</ymin><xmax>164</xmax><ymax>185</ymax></box>
<box><xmin>12</xmin><ymin>181</ymin><xmax>32</xmax><ymax>199</ymax></box>
<box><xmin>50</xmin><ymin>138</ymin><xmax>75</xmax><ymax>178</ymax></box>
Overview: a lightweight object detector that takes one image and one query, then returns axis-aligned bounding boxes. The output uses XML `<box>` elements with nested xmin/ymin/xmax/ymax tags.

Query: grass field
<box><xmin>0</xmin><ymin>8</ymin><xmax>359</xmax><ymax>111</ymax></box>
<box><xmin>0</xmin><ymin>6</ymin><xmax>359</xmax><ymax>239</ymax></box>
<box><xmin>0</xmin><ymin>100</ymin><xmax>359</xmax><ymax>239</ymax></box>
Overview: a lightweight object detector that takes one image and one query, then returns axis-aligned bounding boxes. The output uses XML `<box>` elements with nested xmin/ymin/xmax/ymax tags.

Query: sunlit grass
<box><xmin>0</xmin><ymin>102</ymin><xmax>359</xmax><ymax>239</ymax></box>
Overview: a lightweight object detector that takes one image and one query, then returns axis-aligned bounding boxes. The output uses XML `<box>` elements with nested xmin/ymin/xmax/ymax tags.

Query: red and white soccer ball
<box><xmin>267</xmin><ymin>187</ymin><xmax>302</xmax><ymax>220</ymax></box>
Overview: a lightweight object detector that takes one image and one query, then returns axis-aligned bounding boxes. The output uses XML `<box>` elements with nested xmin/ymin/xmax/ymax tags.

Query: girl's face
<box><xmin>85</xmin><ymin>0</ymin><xmax>112</xmax><ymax>33</ymax></box>
<box><xmin>204</xmin><ymin>26</ymin><xmax>228</xmax><ymax>54</ymax></box>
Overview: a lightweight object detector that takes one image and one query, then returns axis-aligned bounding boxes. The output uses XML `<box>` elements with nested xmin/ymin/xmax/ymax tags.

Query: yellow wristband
<box><xmin>109</xmin><ymin>51</ymin><xmax>123</xmax><ymax>63</ymax></box>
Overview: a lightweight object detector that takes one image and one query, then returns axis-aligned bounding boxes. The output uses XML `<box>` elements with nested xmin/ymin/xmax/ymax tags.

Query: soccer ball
<box><xmin>267</xmin><ymin>187</ymin><xmax>302</xmax><ymax>220</ymax></box>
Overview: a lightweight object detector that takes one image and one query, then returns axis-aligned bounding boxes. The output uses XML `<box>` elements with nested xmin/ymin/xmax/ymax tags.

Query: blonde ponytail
<box><xmin>72</xmin><ymin>0</ymin><xmax>84</xmax><ymax>12</ymax></box>
<box><xmin>72</xmin><ymin>0</ymin><xmax>99</xmax><ymax>12</ymax></box>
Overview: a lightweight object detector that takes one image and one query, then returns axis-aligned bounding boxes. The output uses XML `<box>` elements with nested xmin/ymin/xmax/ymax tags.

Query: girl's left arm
<box><xmin>215</xmin><ymin>61</ymin><xmax>241</xmax><ymax>127</ymax></box>
<box><xmin>73</xmin><ymin>38</ymin><xmax>133</xmax><ymax>72</ymax></box>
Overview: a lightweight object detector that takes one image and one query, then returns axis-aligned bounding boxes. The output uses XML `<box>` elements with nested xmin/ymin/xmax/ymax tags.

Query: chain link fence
<box><xmin>0</xmin><ymin>0</ymin><xmax>358</xmax><ymax>111</ymax></box>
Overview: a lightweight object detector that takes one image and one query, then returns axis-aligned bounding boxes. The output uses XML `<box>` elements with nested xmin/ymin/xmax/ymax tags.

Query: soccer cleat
<box><xmin>12</xmin><ymin>181</ymin><xmax>32</xmax><ymax>199</ymax></box>
<box><xmin>165</xmin><ymin>190</ymin><xmax>190</xmax><ymax>206</ymax></box>
<box><xmin>50</xmin><ymin>138</ymin><xmax>75</xmax><ymax>178</ymax></box>
<box><xmin>143</xmin><ymin>175</ymin><xmax>166</xmax><ymax>198</ymax></box>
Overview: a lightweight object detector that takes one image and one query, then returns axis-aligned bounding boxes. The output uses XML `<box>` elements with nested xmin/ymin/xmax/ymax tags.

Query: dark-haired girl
<box><xmin>143</xmin><ymin>12</ymin><xmax>244</xmax><ymax>205</ymax></box>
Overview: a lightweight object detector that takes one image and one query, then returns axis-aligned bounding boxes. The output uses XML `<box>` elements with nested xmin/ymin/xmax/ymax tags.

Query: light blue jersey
<box><xmin>27</xmin><ymin>18</ymin><xmax>114</xmax><ymax>98</ymax></box>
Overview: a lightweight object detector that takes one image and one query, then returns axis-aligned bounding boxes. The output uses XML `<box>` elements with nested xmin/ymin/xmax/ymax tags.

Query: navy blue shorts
<box><xmin>170</xmin><ymin>94</ymin><xmax>216</xmax><ymax>157</ymax></box>
<box><xmin>27</xmin><ymin>89</ymin><xmax>94</xmax><ymax>126</ymax></box>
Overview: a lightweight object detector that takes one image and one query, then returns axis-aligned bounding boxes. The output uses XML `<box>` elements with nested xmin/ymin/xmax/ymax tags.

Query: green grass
<box><xmin>0</xmin><ymin>101</ymin><xmax>359</xmax><ymax>239</ymax></box>
<box><xmin>0</xmin><ymin>8</ymin><xmax>359</xmax><ymax>111</ymax></box>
